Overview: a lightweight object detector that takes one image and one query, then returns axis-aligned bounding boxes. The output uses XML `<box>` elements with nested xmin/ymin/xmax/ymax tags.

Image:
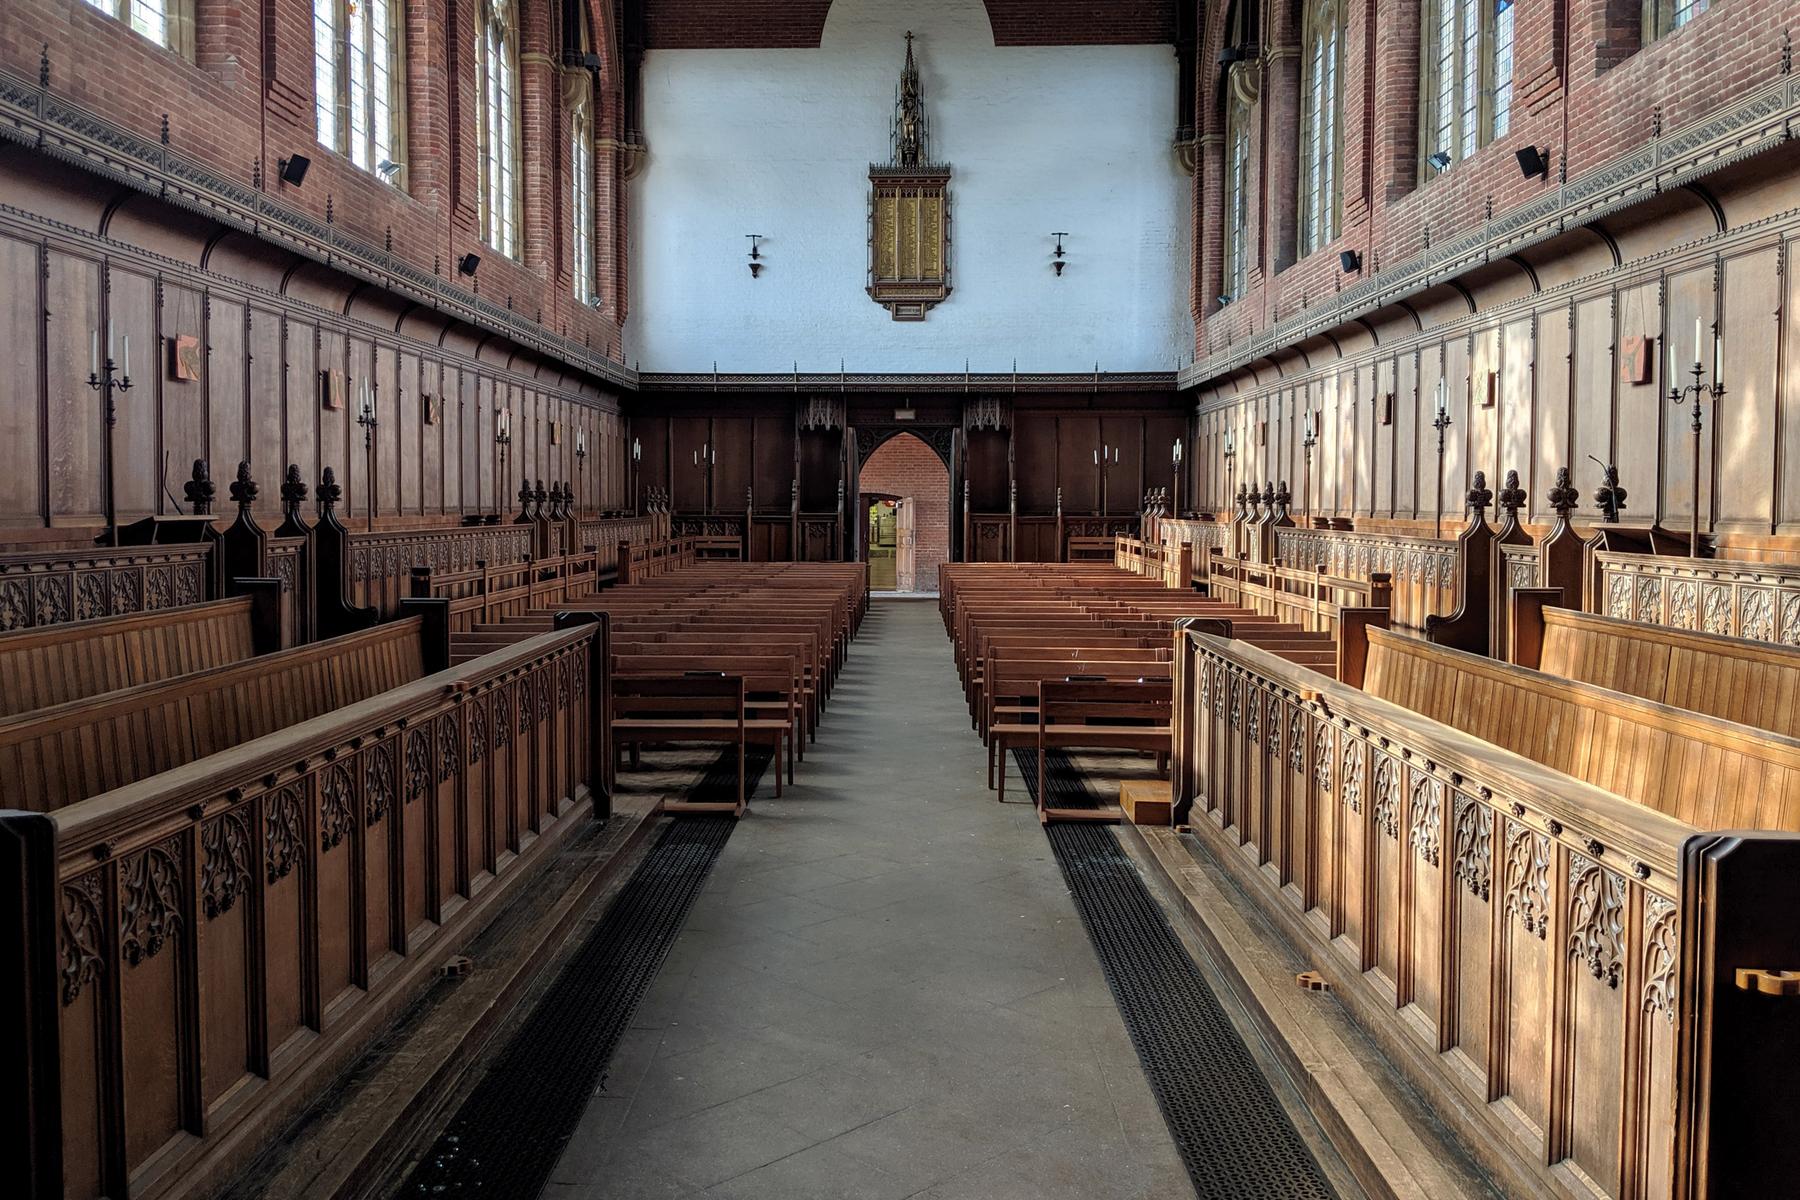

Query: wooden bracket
<box><xmin>1734</xmin><ymin>968</ymin><xmax>1800</xmax><ymax>997</ymax></box>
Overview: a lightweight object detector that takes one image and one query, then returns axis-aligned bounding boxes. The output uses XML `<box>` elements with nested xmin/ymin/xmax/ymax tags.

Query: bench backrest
<box><xmin>0</xmin><ymin>595</ymin><xmax>266</xmax><ymax>719</ymax></box>
<box><xmin>1528</xmin><ymin>604</ymin><xmax>1800</xmax><ymax>739</ymax></box>
<box><xmin>0</xmin><ymin>618</ymin><xmax>427</xmax><ymax>813</ymax></box>
<box><xmin>1365</xmin><ymin>626</ymin><xmax>1800</xmax><ymax>830</ymax></box>
<box><xmin>612</xmin><ymin>674</ymin><xmax>745</xmax><ymax>722</ymax></box>
<box><xmin>1039</xmin><ymin>680</ymin><xmax>1172</xmax><ymax>726</ymax></box>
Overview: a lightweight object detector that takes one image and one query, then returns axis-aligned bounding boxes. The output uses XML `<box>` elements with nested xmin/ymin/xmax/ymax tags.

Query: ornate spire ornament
<box><xmin>868</xmin><ymin>32</ymin><xmax>952</xmax><ymax>321</ymax></box>
<box><xmin>892</xmin><ymin>31</ymin><xmax>930</xmax><ymax>168</ymax></box>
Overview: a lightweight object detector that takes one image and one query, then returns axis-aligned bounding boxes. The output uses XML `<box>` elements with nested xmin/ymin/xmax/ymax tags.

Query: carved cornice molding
<box><xmin>638</xmin><ymin>370</ymin><xmax>1179</xmax><ymax>394</ymax></box>
<box><xmin>1180</xmin><ymin>74</ymin><xmax>1800</xmax><ymax>392</ymax></box>
<box><xmin>0</xmin><ymin>65</ymin><xmax>637</xmax><ymax>392</ymax></box>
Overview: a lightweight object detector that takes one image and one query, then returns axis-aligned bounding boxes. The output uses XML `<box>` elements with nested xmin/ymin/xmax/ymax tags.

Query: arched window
<box><xmin>1420</xmin><ymin>2</ymin><xmax>1514</xmax><ymax>178</ymax></box>
<box><xmin>1297</xmin><ymin>0</ymin><xmax>1344</xmax><ymax>257</ymax></box>
<box><xmin>1645</xmin><ymin>0</ymin><xmax>1711</xmax><ymax>41</ymax></box>
<box><xmin>312</xmin><ymin>0</ymin><xmax>406</xmax><ymax>183</ymax></box>
<box><xmin>85</xmin><ymin>0</ymin><xmax>190</xmax><ymax>56</ymax></box>
<box><xmin>571</xmin><ymin>101</ymin><xmax>594</xmax><ymax>303</ymax></box>
<box><xmin>1221</xmin><ymin>63</ymin><xmax>1259</xmax><ymax>303</ymax></box>
<box><xmin>476</xmin><ymin>0</ymin><xmax>522</xmax><ymax>257</ymax></box>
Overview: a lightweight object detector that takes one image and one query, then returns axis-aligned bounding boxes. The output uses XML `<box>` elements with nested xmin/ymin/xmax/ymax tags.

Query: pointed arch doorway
<box><xmin>857</xmin><ymin>432</ymin><xmax>949</xmax><ymax>594</ymax></box>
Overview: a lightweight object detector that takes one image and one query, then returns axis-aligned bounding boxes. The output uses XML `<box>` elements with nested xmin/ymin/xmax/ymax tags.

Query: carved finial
<box><xmin>1592</xmin><ymin>460</ymin><xmax>1627</xmax><ymax>524</ymax></box>
<box><xmin>1466</xmin><ymin>470</ymin><xmax>1493</xmax><ymax>517</ymax></box>
<box><xmin>534</xmin><ymin>480</ymin><xmax>549</xmax><ymax>518</ymax></box>
<box><xmin>184</xmin><ymin>459</ymin><xmax>216</xmax><ymax>515</ymax></box>
<box><xmin>281</xmin><ymin>464</ymin><xmax>308</xmax><ymax>510</ymax></box>
<box><xmin>1547</xmin><ymin>467</ymin><xmax>1579</xmax><ymax>518</ymax></box>
<box><xmin>160</xmin><ymin>114</ymin><xmax>170</xmax><ymax>145</ymax></box>
<box><xmin>1261</xmin><ymin>481</ymin><xmax>1276</xmax><ymax>508</ymax></box>
<box><xmin>229</xmin><ymin>460</ymin><xmax>258</xmax><ymax>510</ymax></box>
<box><xmin>318</xmin><ymin>466</ymin><xmax>342</xmax><ymax>512</ymax></box>
<box><xmin>1784</xmin><ymin>29</ymin><xmax>1794</xmax><ymax>75</ymax></box>
<box><xmin>1276</xmin><ymin>480</ymin><xmax>1292</xmax><ymax>507</ymax></box>
<box><xmin>518</xmin><ymin>481</ymin><xmax>534</xmax><ymax>514</ymax></box>
<box><xmin>39</xmin><ymin>43</ymin><xmax>49</xmax><ymax>87</ymax></box>
<box><xmin>892</xmin><ymin>30</ymin><xmax>929</xmax><ymax>167</ymax></box>
<box><xmin>1497</xmin><ymin>469</ymin><xmax>1526</xmax><ymax>517</ymax></box>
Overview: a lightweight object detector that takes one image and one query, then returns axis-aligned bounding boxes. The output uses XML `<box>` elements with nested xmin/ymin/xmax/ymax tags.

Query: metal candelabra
<box><xmin>356</xmin><ymin>388</ymin><xmax>379</xmax><ymax>531</ymax></box>
<box><xmin>1669</xmin><ymin>355</ymin><xmax>1725</xmax><ymax>558</ymax></box>
<box><xmin>88</xmin><ymin>329</ymin><xmax>133</xmax><ymax>547</ymax></box>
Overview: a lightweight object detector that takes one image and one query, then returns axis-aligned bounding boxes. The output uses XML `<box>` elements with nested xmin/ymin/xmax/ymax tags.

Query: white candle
<box><xmin>1693</xmin><ymin>317</ymin><xmax>1701</xmax><ymax>365</ymax></box>
<box><xmin>1436</xmin><ymin>378</ymin><xmax>1448</xmax><ymax>415</ymax></box>
<box><xmin>1093</xmin><ymin>450</ymin><xmax>1099</xmax><ymax>465</ymax></box>
<box><xmin>1114</xmin><ymin>447</ymin><xmax>1120</xmax><ymax>463</ymax></box>
<box><xmin>91</xmin><ymin>329</ymin><xmax>99</xmax><ymax>377</ymax></box>
<box><xmin>123</xmin><ymin>334</ymin><xmax>130</xmax><ymax>378</ymax></box>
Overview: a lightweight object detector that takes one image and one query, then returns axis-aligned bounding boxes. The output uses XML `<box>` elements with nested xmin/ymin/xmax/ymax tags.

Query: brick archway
<box><xmin>858</xmin><ymin>432</ymin><xmax>950</xmax><ymax>593</ymax></box>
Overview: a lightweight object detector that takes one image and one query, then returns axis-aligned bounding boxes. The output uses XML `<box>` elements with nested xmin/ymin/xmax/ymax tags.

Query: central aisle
<box><xmin>546</xmin><ymin>598</ymin><xmax>1194</xmax><ymax>1198</ymax></box>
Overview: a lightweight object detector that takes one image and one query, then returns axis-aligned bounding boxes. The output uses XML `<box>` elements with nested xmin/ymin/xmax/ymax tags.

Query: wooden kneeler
<box><xmin>612</xmin><ymin>675</ymin><xmax>751</xmax><ymax>817</ymax></box>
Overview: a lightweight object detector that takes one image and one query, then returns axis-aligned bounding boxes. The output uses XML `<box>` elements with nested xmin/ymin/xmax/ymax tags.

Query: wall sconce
<box><xmin>1216</xmin><ymin>293</ymin><xmax>1232</xmax><ymax>307</ymax></box>
<box><xmin>1339</xmin><ymin>249</ymin><xmax>1362</xmax><ymax>274</ymax></box>
<box><xmin>277</xmin><ymin>154</ymin><xmax>311</xmax><ymax>187</ymax></box>
<box><xmin>1426</xmin><ymin>151</ymin><xmax>1452</xmax><ymax>172</ymax></box>
<box><xmin>457</xmin><ymin>253</ymin><xmax>481</xmax><ymax>277</ymax></box>
<box><xmin>746</xmin><ymin>234</ymin><xmax>766</xmax><ymax>278</ymax></box>
<box><xmin>1051</xmin><ymin>232</ymin><xmax>1069</xmax><ymax>277</ymax></box>
<box><xmin>1515</xmin><ymin>145</ymin><xmax>1549</xmax><ymax>179</ymax></box>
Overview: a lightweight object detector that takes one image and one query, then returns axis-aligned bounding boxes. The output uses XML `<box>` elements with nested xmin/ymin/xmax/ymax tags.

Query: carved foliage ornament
<box><xmin>1642</xmin><ymin>896</ymin><xmax>1679</xmax><ymax>1025</ymax></box>
<box><xmin>1503</xmin><ymin>820</ymin><xmax>1550</xmax><ymax>938</ymax></box>
<box><xmin>121</xmin><ymin>840</ymin><xmax>184</xmax><ymax>966</ymax></box>
<box><xmin>1451</xmin><ymin>792</ymin><xmax>1491</xmax><ymax>899</ymax></box>
<box><xmin>1568</xmin><ymin>855</ymin><xmax>1626</xmax><ymax>988</ymax></box>
<box><xmin>1409</xmin><ymin>771</ymin><xmax>1442</xmax><ymax>865</ymax></box>
<box><xmin>61</xmin><ymin>873</ymin><xmax>106</xmax><ymax>1005</ymax></box>
<box><xmin>201</xmin><ymin>809</ymin><xmax>252</xmax><ymax>919</ymax></box>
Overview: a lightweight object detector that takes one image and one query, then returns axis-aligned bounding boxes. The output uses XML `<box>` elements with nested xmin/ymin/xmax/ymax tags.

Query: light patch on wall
<box><xmin>626</xmin><ymin>0</ymin><xmax>1193</xmax><ymax>373</ymax></box>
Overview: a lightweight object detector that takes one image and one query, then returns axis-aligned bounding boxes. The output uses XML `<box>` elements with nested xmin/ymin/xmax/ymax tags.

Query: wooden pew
<box><xmin>0</xmin><ymin>616</ymin><xmax>608</xmax><ymax>1200</ymax></box>
<box><xmin>0</xmin><ymin>590</ymin><xmax>282</xmax><ymax>719</ymax></box>
<box><xmin>1027</xmin><ymin>680</ymin><xmax>1172</xmax><ymax>822</ymax></box>
<box><xmin>0</xmin><ymin>608</ymin><xmax>447</xmax><ymax>814</ymax></box>
<box><xmin>1514</xmin><ymin>595</ymin><xmax>1800</xmax><ymax>740</ymax></box>
<box><xmin>611</xmin><ymin>675</ymin><xmax>752</xmax><ymax>815</ymax></box>
<box><xmin>1167</xmin><ymin>617</ymin><xmax>1800</xmax><ymax>1200</ymax></box>
<box><xmin>612</xmin><ymin>654</ymin><xmax>799</xmax><ymax>792</ymax></box>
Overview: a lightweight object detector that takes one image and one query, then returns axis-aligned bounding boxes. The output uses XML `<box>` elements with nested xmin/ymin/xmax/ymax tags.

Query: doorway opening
<box><xmin>857</xmin><ymin>432</ymin><xmax>949</xmax><ymax>594</ymax></box>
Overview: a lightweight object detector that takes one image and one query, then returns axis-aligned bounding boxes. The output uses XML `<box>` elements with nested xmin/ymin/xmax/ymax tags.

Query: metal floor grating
<box><xmin>394</xmin><ymin>743</ymin><xmax>769</xmax><ymax>1198</ymax></box>
<box><xmin>1020</xmin><ymin>753</ymin><xmax>1338</xmax><ymax>1199</ymax></box>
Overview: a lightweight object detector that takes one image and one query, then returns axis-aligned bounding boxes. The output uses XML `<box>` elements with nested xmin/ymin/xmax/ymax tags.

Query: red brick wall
<box><xmin>640</xmin><ymin>1</ymin><xmax>1174</xmax><ymax>49</ymax></box>
<box><xmin>0</xmin><ymin>0</ymin><xmax>628</xmax><ymax>354</ymax></box>
<box><xmin>1191</xmin><ymin>0</ymin><xmax>1799</xmax><ymax>356</ymax></box>
<box><xmin>859</xmin><ymin>434</ymin><xmax>950</xmax><ymax>592</ymax></box>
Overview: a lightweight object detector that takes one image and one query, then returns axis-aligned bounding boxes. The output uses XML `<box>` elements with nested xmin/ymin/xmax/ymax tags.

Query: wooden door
<box><xmin>896</xmin><ymin>499</ymin><xmax>917</xmax><ymax>592</ymax></box>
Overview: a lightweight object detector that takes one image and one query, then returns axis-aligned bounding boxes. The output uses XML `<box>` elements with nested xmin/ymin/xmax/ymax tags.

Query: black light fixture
<box><xmin>1515</xmin><ymin>145</ymin><xmax>1549</xmax><ymax>179</ymax></box>
<box><xmin>1217</xmin><ymin>293</ymin><xmax>1232</xmax><ymax>307</ymax></box>
<box><xmin>1339</xmin><ymin>249</ymin><xmax>1362</xmax><ymax>274</ymax></box>
<box><xmin>376</xmin><ymin>159</ymin><xmax>403</xmax><ymax>178</ymax></box>
<box><xmin>457</xmin><ymin>252</ymin><xmax>481</xmax><ymax>277</ymax></box>
<box><xmin>277</xmin><ymin>154</ymin><xmax>311</xmax><ymax>186</ymax></box>
<box><xmin>1051</xmin><ymin>231</ymin><xmax>1069</xmax><ymax>277</ymax></box>
<box><xmin>746</xmin><ymin>234</ymin><xmax>765</xmax><ymax>278</ymax></box>
<box><xmin>1426</xmin><ymin>151</ymin><xmax>1452</xmax><ymax>171</ymax></box>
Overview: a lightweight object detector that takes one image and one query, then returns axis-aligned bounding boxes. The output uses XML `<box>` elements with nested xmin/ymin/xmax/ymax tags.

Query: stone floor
<box><xmin>545</xmin><ymin>598</ymin><xmax>1194</xmax><ymax>1199</ymax></box>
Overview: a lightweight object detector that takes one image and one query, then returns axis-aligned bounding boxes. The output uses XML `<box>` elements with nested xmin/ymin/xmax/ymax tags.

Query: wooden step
<box><xmin>1119</xmin><ymin>780</ymin><xmax>1172</xmax><ymax>826</ymax></box>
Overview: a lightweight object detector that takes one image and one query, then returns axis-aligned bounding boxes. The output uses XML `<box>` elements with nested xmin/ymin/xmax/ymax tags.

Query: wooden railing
<box><xmin>1274</xmin><ymin>526</ymin><xmax>1456</xmax><ymax>632</ymax></box>
<box><xmin>1</xmin><ymin>617</ymin><xmax>608</xmax><ymax>1200</ymax></box>
<box><xmin>0</xmin><ymin>544</ymin><xmax>211</xmax><ymax>631</ymax></box>
<box><xmin>410</xmin><ymin>548</ymin><xmax>608</xmax><ymax>632</ymax></box>
<box><xmin>618</xmin><ymin>536</ymin><xmax>699</xmax><ymax>585</ymax></box>
<box><xmin>1205</xmin><ymin>552</ymin><xmax>1392</xmax><ymax>638</ymax></box>
<box><xmin>1168</xmin><ymin>624</ymin><xmax>1800</xmax><ymax>1200</ymax></box>
<box><xmin>1593</xmin><ymin>551</ymin><xmax>1800</xmax><ymax>646</ymax></box>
